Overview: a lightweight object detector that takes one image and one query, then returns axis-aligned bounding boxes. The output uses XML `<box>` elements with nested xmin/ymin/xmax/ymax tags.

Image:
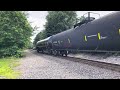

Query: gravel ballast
<box><xmin>16</xmin><ymin>50</ymin><xmax>120</xmax><ymax>79</ymax></box>
<box><xmin>68</xmin><ymin>53</ymin><xmax>120</xmax><ymax>65</ymax></box>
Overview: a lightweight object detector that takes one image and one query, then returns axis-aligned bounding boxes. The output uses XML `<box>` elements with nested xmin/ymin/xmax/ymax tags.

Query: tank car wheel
<box><xmin>60</xmin><ymin>50</ymin><xmax>68</xmax><ymax>57</ymax></box>
<box><xmin>64</xmin><ymin>51</ymin><xmax>68</xmax><ymax>57</ymax></box>
<box><xmin>48</xmin><ymin>50</ymin><xmax>53</xmax><ymax>55</ymax></box>
<box><xmin>53</xmin><ymin>50</ymin><xmax>56</xmax><ymax>56</ymax></box>
<box><xmin>37</xmin><ymin>49</ymin><xmax>40</xmax><ymax>53</ymax></box>
<box><xmin>65</xmin><ymin>53</ymin><xmax>67</xmax><ymax>57</ymax></box>
<box><xmin>41</xmin><ymin>50</ymin><xmax>44</xmax><ymax>54</ymax></box>
<box><xmin>60</xmin><ymin>51</ymin><xmax>65</xmax><ymax>56</ymax></box>
<box><xmin>61</xmin><ymin>53</ymin><xmax>64</xmax><ymax>56</ymax></box>
<box><xmin>53</xmin><ymin>50</ymin><xmax>59</xmax><ymax>56</ymax></box>
<box><xmin>50</xmin><ymin>50</ymin><xmax>53</xmax><ymax>55</ymax></box>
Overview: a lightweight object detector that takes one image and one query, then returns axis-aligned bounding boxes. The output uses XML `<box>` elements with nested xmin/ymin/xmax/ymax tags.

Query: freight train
<box><xmin>36</xmin><ymin>11</ymin><xmax>120</xmax><ymax>56</ymax></box>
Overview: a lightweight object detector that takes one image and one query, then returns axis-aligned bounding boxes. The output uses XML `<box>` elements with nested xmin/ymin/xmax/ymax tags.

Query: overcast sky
<box><xmin>27</xmin><ymin>11</ymin><xmax>115</xmax><ymax>42</ymax></box>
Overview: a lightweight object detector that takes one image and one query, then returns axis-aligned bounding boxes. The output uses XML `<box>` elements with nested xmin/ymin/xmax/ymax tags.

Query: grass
<box><xmin>0</xmin><ymin>57</ymin><xmax>21</xmax><ymax>79</ymax></box>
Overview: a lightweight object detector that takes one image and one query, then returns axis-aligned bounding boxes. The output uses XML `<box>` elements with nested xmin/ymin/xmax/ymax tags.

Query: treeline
<box><xmin>0</xmin><ymin>11</ymin><xmax>33</xmax><ymax>58</ymax></box>
<box><xmin>33</xmin><ymin>11</ymin><xmax>84</xmax><ymax>46</ymax></box>
<box><xmin>33</xmin><ymin>11</ymin><xmax>83</xmax><ymax>46</ymax></box>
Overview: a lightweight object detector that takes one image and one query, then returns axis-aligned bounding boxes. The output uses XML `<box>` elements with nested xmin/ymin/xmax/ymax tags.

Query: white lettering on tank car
<box><xmin>53</xmin><ymin>41</ymin><xmax>57</xmax><ymax>44</ymax></box>
<box><xmin>100</xmin><ymin>36</ymin><xmax>107</xmax><ymax>39</ymax></box>
<box><xmin>86</xmin><ymin>34</ymin><xmax>107</xmax><ymax>40</ymax></box>
<box><xmin>87</xmin><ymin>34</ymin><xmax>97</xmax><ymax>37</ymax></box>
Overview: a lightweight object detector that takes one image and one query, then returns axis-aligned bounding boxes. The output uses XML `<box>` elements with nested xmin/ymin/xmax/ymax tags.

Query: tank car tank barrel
<box><xmin>36</xmin><ymin>12</ymin><xmax>120</xmax><ymax>55</ymax></box>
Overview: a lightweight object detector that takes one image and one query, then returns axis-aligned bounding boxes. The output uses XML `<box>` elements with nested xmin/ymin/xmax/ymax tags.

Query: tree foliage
<box><xmin>44</xmin><ymin>11</ymin><xmax>77</xmax><ymax>37</ymax></box>
<box><xmin>76</xmin><ymin>16</ymin><xmax>85</xmax><ymax>23</ymax></box>
<box><xmin>33</xmin><ymin>30</ymin><xmax>46</xmax><ymax>46</ymax></box>
<box><xmin>0</xmin><ymin>11</ymin><xmax>33</xmax><ymax>58</ymax></box>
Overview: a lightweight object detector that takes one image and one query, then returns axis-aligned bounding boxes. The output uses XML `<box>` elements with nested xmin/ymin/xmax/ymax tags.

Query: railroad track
<box><xmin>57</xmin><ymin>55</ymin><xmax>120</xmax><ymax>72</ymax></box>
<box><xmin>33</xmin><ymin>50</ymin><xmax>120</xmax><ymax>72</ymax></box>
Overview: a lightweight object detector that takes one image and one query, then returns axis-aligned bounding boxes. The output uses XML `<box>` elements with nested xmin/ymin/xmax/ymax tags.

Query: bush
<box><xmin>0</xmin><ymin>46</ymin><xmax>25</xmax><ymax>58</ymax></box>
<box><xmin>0</xmin><ymin>11</ymin><xmax>32</xmax><ymax>58</ymax></box>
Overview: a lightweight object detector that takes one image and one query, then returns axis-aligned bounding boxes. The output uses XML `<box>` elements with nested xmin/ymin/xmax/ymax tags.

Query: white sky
<box><xmin>27</xmin><ymin>11</ymin><xmax>115</xmax><ymax>42</ymax></box>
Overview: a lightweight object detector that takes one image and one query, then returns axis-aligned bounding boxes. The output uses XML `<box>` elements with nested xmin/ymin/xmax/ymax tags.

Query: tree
<box><xmin>33</xmin><ymin>30</ymin><xmax>47</xmax><ymax>46</ymax></box>
<box><xmin>44</xmin><ymin>11</ymin><xmax>77</xmax><ymax>37</ymax></box>
<box><xmin>32</xmin><ymin>26</ymin><xmax>40</xmax><ymax>36</ymax></box>
<box><xmin>0</xmin><ymin>11</ymin><xmax>33</xmax><ymax>57</ymax></box>
<box><xmin>76</xmin><ymin>16</ymin><xmax>85</xmax><ymax>24</ymax></box>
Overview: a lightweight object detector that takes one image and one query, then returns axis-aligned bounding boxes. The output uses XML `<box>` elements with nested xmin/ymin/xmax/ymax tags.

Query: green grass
<box><xmin>0</xmin><ymin>57</ymin><xmax>21</xmax><ymax>79</ymax></box>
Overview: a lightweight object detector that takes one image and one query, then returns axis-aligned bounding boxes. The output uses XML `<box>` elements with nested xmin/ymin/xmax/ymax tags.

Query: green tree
<box><xmin>45</xmin><ymin>11</ymin><xmax>77</xmax><ymax>37</ymax></box>
<box><xmin>33</xmin><ymin>30</ymin><xmax>47</xmax><ymax>46</ymax></box>
<box><xmin>76</xmin><ymin>16</ymin><xmax>85</xmax><ymax>23</ymax></box>
<box><xmin>0</xmin><ymin>11</ymin><xmax>33</xmax><ymax>58</ymax></box>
